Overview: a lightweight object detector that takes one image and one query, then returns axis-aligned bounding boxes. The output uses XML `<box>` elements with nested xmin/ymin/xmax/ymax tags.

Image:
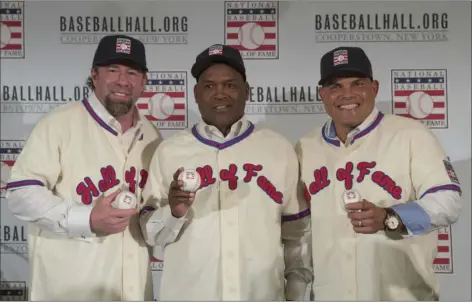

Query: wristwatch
<box><xmin>384</xmin><ymin>208</ymin><xmax>401</xmax><ymax>231</ymax></box>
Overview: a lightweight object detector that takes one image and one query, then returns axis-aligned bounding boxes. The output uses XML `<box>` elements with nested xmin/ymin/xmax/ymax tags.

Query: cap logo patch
<box><xmin>116</xmin><ymin>38</ymin><xmax>131</xmax><ymax>54</ymax></box>
<box><xmin>333</xmin><ymin>49</ymin><xmax>348</xmax><ymax>66</ymax></box>
<box><xmin>209</xmin><ymin>44</ymin><xmax>223</xmax><ymax>56</ymax></box>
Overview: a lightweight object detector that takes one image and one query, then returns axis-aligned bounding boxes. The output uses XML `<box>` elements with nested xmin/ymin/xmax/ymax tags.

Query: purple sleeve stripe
<box><xmin>139</xmin><ymin>205</ymin><xmax>156</xmax><ymax>217</ymax></box>
<box><xmin>282</xmin><ymin>208</ymin><xmax>311</xmax><ymax>222</ymax></box>
<box><xmin>7</xmin><ymin>180</ymin><xmax>45</xmax><ymax>189</ymax></box>
<box><xmin>420</xmin><ymin>184</ymin><xmax>462</xmax><ymax>199</ymax></box>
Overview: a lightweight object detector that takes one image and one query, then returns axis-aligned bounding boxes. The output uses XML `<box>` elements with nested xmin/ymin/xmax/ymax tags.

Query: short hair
<box><xmin>85</xmin><ymin>67</ymin><xmax>98</xmax><ymax>91</ymax></box>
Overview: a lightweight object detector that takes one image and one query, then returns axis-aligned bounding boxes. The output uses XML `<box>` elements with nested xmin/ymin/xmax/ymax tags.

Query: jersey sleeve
<box><xmin>409</xmin><ymin>126</ymin><xmax>461</xmax><ymax>198</ymax></box>
<box><xmin>280</xmin><ymin>141</ymin><xmax>313</xmax><ymax>300</ymax></box>
<box><xmin>391</xmin><ymin>125</ymin><xmax>462</xmax><ymax>236</ymax></box>
<box><xmin>281</xmin><ymin>145</ymin><xmax>311</xmax><ymax>221</ymax></box>
<box><xmin>139</xmin><ymin>143</ymin><xmax>187</xmax><ymax>247</ymax></box>
<box><xmin>7</xmin><ymin>115</ymin><xmax>61</xmax><ymax>191</ymax></box>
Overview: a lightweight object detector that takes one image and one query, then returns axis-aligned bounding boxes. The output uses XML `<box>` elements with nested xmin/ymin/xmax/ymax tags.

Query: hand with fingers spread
<box><xmin>344</xmin><ymin>199</ymin><xmax>388</xmax><ymax>234</ymax></box>
<box><xmin>168</xmin><ymin>167</ymin><xmax>196</xmax><ymax>218</ymax></box>
<box><xmin>90</xmin><ymin>189</ymin><xmax>138</xmax><ymax>235</ymax></box>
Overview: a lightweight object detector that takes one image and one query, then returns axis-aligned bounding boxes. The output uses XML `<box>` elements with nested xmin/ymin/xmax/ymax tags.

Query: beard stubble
<box><xmin>104</xmin><ymin>94</ymin><xmax>134</xmax><ymax>118</ymax></box>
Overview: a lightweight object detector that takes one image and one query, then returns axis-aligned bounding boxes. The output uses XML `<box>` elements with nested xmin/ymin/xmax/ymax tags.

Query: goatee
<box><xmin>105</xmin><ymin>95</ymin><xmax>134</xmax><ymax>117</ymax></box>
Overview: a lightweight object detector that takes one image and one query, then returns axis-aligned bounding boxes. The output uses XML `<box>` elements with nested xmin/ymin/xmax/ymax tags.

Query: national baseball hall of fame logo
<box><xmin>434</xmin><ymin>226</ymin><xmax>453</xmax><ymax>274</ymax></box>
<box><xmin>151</xmin><ymin>256</ymin><xmax>164</xmax><ymax>272</ymax></box>
<box><xmin>136</xmin><ymin>71</ymin><xmax>188</xmax><ymax>130</ymax></box>
<box><xmin>391</xmin><ymin>69</ymin><xmax>448</xmax><ymax>129</ymax></box>
<box><xmin>1</xmin><ymin>140</ymin><xmax>28</xmax><ymax>300</ymax></box>
<box><xmin>225</xmin><ymin>1</ymin><xmax>279</xmax><ymax>59</ymax></box>
<box><xmin>0</xmin><ymin>140</ymin><xmax>23</xmax><ymax>198</ymax></box>
<box><xmin>0</xmin><ymin>1</ymin><xmax>25</xmax><ymax>59</ymax></box>
<box><xmin>0</xmin><ymin>281</ymin><xmax>26</xmax><ymax>301</ymax></box>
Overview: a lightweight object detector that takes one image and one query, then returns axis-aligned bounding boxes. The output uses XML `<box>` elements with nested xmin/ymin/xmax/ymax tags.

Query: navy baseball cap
<box><xmin>92</xmin><ymin>35</ymin><xmax>148</xmax><ymax>72</ymax></box>
<box><xmin>318</xmin><ymin>46</ymin><xmax>373</xmax><ymax>86</ymax></box>
<box><xmin>191</xmin><ymin>44</ymin><xmax>246</xmax><ymax>81</ymax></box>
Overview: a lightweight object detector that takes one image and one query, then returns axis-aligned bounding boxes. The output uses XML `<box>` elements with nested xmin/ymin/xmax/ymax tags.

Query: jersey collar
<box><xmin>82</xmin><ymin>93</ymin><xmax>142</xmax><ymax>136</ymax></box>
<box><xmin>191</xmin><ymin>116</ymin><xmax>255</xmax><ymax>150</ymax></box>
<box><xmin>322</xmin><ymin>108</ymin><xmax>384</xmax><ymax>147</ymax></box>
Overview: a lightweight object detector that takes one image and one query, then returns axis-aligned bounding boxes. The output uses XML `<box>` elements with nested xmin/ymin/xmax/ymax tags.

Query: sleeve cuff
<box><xmin>285</xmin><ymin>275</ymin><xmax>309</xmax><ymax>301</ymax></box>
<box><xmin>67</xmin><ymin>204</ymin><xmax>95</xmax><ymax>239</ymax></box>
<box><xmin>146</xmin><ymin>206</ymin><xmax>187</xmax><ymax>235</ymax></box>
<box><xmin>162</xmin><ymin>205</ymin><xmax>187</xmax><ymax>232</ymax></box>
<box><xmin>391</xmin><ymin>202</ymin><xmax>431</xmax><ymax>236</ymax></box>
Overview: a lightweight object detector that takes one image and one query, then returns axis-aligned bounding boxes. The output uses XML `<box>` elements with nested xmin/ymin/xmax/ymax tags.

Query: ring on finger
<box><xmin>358</xmin><ymin>220</ymin><xmax>362</xmax><ymax>227</ymax></box>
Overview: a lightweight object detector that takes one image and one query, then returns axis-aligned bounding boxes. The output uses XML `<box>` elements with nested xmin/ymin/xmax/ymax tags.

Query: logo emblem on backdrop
<box><xmin>224</xmin><ymin>1</ymin><xmax>279</xmax><ymax>59</ymax></box>
<box><xmin>136</xmin><ymin>71</ymin><xmax>188</xmax><ymax>130</ymax></box>
<box><xmin>0</xmin><ymin>281</ymin><xmax>27</xmax><ymax>300</ymax></box>
<box><xmin>151</xmin><ymin>256</ymin><xmax>164</xmax><ymax>271</ymax></box>
<box><xmin>434</xmin><ymin>226</ymin><xmax>453</xmax><ymax>274</ymax></box>
<box><xmin>0</xmin><ymin>140</ymin><xmax>23</xmax><ymax>198</ymax></box>
<box><xmin>391</xmin><ymin>69</ymin><xmax>448</xmax><ymax>129</ymax></box>
<box><xmin>0</xmin><ymin>1</ymin><xmax>25</xmax><ymax>59</ymax></box>
<box><xmin>151</xmin><ymin>246</ymin><xmax>165</xmax><ymax>271</ymax></box>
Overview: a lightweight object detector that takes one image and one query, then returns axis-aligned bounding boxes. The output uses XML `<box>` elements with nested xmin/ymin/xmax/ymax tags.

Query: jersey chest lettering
<box><xmin>307</xmin><ymin>161</ymin><xmax>403</xmax><ymax>199</ymax></box>
<box><xmin>195</xmin><ymin>163</ymin><xmax>283</xmax><ymax>204</ymax></box>
<box><xmin>76</xmin><ymin>165</ymin><xmax>149</xmax><ymax>205</ymax></box>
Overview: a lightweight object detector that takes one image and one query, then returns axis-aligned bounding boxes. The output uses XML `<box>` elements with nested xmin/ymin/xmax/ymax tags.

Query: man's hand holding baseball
<box><xmin>345</xmin><ymin>199</ymin><xmax>387</xmax><ymax>234</ymax></box>
<box><xmin>90</xmin><ymin>189</ymin><xmax>137</xmax><ymax>235</ymax></box>
<box><xmin>169</xmin><ymin>167</ymin><xmax>195</xmax><ymax>218</ymax></box>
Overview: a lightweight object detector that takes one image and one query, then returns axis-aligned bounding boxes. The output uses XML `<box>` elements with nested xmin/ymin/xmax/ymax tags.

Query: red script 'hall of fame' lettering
<box><xmin>194</xmin><ymin>163</ymin><xmax>283</xmax><ymax>204</ymax></box>
<box><xmin>196</xmin><ymin>165</ymin><xmax>217</xmax><ymax>189</ymax></box>
<box><xmin>76</xmin><ymin>165</ymin><xmax>148</xmax><ymax>205</ymax></box>
<box><xmin>306</xmin><ymin>161</ymin><xmax>403</xmax><ymax>200</ymax></box>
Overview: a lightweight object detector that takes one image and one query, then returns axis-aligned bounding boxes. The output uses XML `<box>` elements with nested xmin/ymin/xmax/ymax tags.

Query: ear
<box><xmin>244</xmin><ymin>82</ymin><xmax>250</xmax><ymax>102</ymax></box>
<box><xmin>193</xmin><ymin>84</ymin><xmax>199</xmax><ymax>104</ymax></box>
<box><xmin>372</xmin><ymin>80</ymin><xmax>379</xmax><ymax>96</ymax></box>
<box><xmin>91</xmin><ymin>67</ymin><xmax>99</xmax><ymax>87</ymax></box>
<box><xmin>141</xmin><ymin>72</ymin><xmax>148</xmax><ymax>88</ymax></box>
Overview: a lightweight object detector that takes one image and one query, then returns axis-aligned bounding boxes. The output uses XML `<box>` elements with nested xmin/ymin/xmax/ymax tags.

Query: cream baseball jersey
<box><xmin>6</xmin><ymin>93</ymin><xmax>160</xmax><ymax>301</ymax></box>
<box><xmin>140</xmin><ymin>118</ymin><xmax>313</xmax><ymax>301</ymax></box>
<box><xmin>296</xmin><ymin>108</ymin><xmax>461</xmax><ymax>301</ymax></box>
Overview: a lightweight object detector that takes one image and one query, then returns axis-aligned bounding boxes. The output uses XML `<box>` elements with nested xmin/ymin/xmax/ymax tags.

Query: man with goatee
<box><xmin>6</xmin><ymin>35</ymin><xmax>160</xmax><ymax>301</ymax></box>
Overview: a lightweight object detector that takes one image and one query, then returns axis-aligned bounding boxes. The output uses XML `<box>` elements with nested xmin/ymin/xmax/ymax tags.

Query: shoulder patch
<box><xmin>443</xmin><ymin>157</ymin><xmax>460</xmax><ymax>184</ymax></box>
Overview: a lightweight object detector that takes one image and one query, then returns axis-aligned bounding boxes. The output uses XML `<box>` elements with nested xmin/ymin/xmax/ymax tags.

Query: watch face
<box><xmin>387</xmin><ymin>216</ymin><xmax>400</xmax><ymax>230</ymax></box>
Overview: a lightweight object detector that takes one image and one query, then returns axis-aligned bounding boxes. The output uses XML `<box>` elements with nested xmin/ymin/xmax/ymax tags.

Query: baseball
<box><xmin>149</xmin><ymin>93</ymin><xmax>175</xmax><ymax>120</ymax></box>
<box><xmin>406</xmin><ymin>91</ymin><xmax>434</xmax><ymax>119</ymax></box>
<box><xmin>342</xmin><ymin>190</ymin><xmax>362</xmax><ymax>212</ymax></box>
<box><xmin>238</xmin><ymin>22</ymin><xmax>265</xmax><ymax>50</ymax></box>
<box><xmin>112</xmin><ymin>191</ymin><xmax>137</xmax><ymax>209</ymax></box>
<box><xmin>0</xmin><ymin>23</ymin><xmax>11</xmax><ymax>49</ymax></box>
<box><xmin>178</xmin><ymin>169</ymin><xmax>201</xmax><ymax>192</ymax></box>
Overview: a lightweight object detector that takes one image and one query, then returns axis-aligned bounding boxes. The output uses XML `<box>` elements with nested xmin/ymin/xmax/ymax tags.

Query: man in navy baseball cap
<box><xmin>318</xmin><ymin>46</ymin><xmax>373</xmax><ymax>86</ymax></box>
<box><xmin>92</xmin><ymin>34</ymin><xmax>148</xmax><ymax>72</ymax></box>
<box><xmin>141</xmin><ymin>43</ymin><xmax>313</xmax><ymax>301</ymax></box>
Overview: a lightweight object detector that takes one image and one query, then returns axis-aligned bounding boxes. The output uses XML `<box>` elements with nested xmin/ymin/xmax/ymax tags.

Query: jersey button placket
<box><xmin>122</xmin><ymin>231</ymin><xmax>139</xmax><ymax>300</ymax></box>
<box><xmin>220</xmin><ymin>210</ymin><xmax>240</xmax><ymax>301</ymax></box>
